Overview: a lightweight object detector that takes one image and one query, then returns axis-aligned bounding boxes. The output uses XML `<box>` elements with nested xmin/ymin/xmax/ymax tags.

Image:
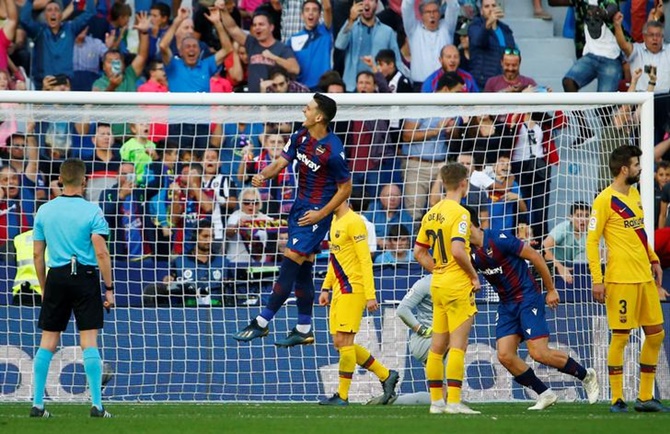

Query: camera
<box><xmin>644</xmin><ymin>65</ymin><xmax>657</xmax><ymax>75</ymax></box>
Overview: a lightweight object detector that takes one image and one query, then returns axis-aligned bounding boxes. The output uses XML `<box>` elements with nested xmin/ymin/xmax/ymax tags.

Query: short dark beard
<box><xmin>625</xmin><ymin>174</ymin><xmax>640</xmax><ymax>185</ymax></box>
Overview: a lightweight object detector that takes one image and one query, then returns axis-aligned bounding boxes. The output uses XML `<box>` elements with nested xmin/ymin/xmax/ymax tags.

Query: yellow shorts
<box><xmin>329</xmin><ymin>292</ymin><xmax>366</xmax><ymax>334</ymax></box>
<box><xmin>430</xmin><ymin>285</ymin><xmax>477</xmax><ymax>334</ymax></box>
<box><xmin>605</xmin><ymin>281</ymin><xmax>664</xmax><ymax>329</ymax></box>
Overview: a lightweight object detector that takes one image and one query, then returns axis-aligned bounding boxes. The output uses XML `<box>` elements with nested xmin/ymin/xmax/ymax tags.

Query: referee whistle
<box><xmin>70</xmin><ymin>255</ymin><xmax>77</xmax><ymax>276</ymax></box>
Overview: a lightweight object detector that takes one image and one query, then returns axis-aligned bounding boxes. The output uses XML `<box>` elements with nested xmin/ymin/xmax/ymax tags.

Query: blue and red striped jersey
<box><xmin>281</xmin><ymin>127</ymin><xmax>350</xmax><ymax>207</ymax></box>
<box><xmin>471</xmin><ymin>229</ymin><xmax>540</xmax><ymax>303</ymax></box>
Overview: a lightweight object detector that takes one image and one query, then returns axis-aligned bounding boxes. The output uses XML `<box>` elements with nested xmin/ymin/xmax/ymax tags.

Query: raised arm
<box><xmin>159</xmin><ymin>7</ymin><xmax>190</xmax><ymax>65</ymax></box>
<box><xmin>19</xmin><ymin>0</ymin><xmax>41</xmax><ymax>37</ymax></box>
<box><xmin>2</xmin><ymin>0</ymin><xmax>18</xmax><ymax>41</ymax></box>
<box><xmin>209</xmin><ymin>7</ymin><xmax>233</xmax><ymax>66</ymax></box>
<box><xmin>401</xmin><ymin>0</ymin><xmax>418</xmax><ymax>36</ymax></box>
<box><xmin>612</xmin><ymin>12</ymin><xmax>633</xmax><ymax>58</ymax></box>
<box><xmin>131</xmin><ymin>12</ymin><xmax>152</xmax><ymax>77</ymax></box>
<box><xmin>220</xmin><ymin>6</ymin><xmax>248</xmax><ymax>46</ymax></box>
<box><xmin>323</xmin><ymin>0</ymin><xmax>333</xmax><ymax>29</ymax></box>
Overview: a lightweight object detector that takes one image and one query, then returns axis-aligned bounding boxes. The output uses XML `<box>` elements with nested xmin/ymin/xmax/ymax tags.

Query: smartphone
<box><xmin>535</xmin><ymin>85</ymin><xmax>549</xmax><ymax>93</ymax></box>
<box><xmin>111</xmin><ymin>59</ymin><xmax>122</xmax><ymax>75</ymax></box>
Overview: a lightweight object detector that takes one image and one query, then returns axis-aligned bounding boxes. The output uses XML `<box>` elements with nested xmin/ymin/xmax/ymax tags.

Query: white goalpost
<box><xmin>0</xmin><ymin>91</ymin><xmax>665</xmax><ymax>404</ymax></box>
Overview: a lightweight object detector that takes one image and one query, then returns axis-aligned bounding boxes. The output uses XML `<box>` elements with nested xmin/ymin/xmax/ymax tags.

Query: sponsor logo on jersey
<box><xmin>353</xmin><ymin>234</ymin><xmax>366</xmax><ymax>243</ymax></box>
<box><xmin>296</xmin><ymin>152</ymin><xmax>321</xmax><ymax>172</ymax></box>
<box><xmin>283</xmin><ymin>139</ymin><xmax>291</xmax><ymax>153</ymax></box>
<box><xmin>588</xmin><ymin>216</ymin><xmax>597</xmax><ymax>231</ymax></box>
<box><xmin>480</xmin><ymin>266</ymin><xmax>503</xmax><ymax>276</ymax></box>
<box><xmin>623</xmin><ymin>217</ymin><xmax>644</xmax><ymax>229</ymax></box>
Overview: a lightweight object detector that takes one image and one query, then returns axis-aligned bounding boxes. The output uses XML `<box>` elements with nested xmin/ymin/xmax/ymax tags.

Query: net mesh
<box><xmin>0</xmin><ymin>96</ymin><xmax>665</xmax><ymax>403</ymax></box>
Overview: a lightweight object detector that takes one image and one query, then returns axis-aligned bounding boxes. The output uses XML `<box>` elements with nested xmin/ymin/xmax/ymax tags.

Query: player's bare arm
<box><xmin>298</xmin><ymin>179</ymin><xmax>352</xmax><ymax>226</ymax></box>
<box><xmin>452</xmin><ymin>240</ymin><xmax>481</xmax><ymax>292</ymax></box>
<box><xmin>33</xmin><ymin>239</ymin><xmax>47</xmax><ymax>298</ymax></box>
<box><xmin>520</xmin><ymin>244</ymin><xmax>559</xmax><ymax>308</ymax></box>
<box><xmin>251</xmin><ymin>156</ymin><xmax>290</xmax><ymax>187</ymax></box>
<box><xmin>413</xmin><ymin>243</ymin><xmax>434</xmax><ymax>273</ymax></box>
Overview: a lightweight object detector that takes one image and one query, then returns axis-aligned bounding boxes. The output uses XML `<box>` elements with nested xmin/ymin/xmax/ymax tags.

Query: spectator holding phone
<box><xmin>92</xmin><ymin>13</ymin><xmax>151</xmax><ymax>92</ymax></box>
<box><xmin>613</xmin><ymin>11</ymin><xmax>669</xmax><ymax>92</ymax></box>
<box><xmin>20</xmin><ymin>0</ymin><xmax>96</xmax><ymax>89</ymax></box>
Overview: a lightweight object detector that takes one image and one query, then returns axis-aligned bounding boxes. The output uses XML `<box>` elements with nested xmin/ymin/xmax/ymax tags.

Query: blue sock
<box><xmin>295</xmin><ymin>261</ymin><xmax>314</xmax><ymax>324</ymax></box>
<box><xmin>559</xmin><ymin>357</ymin><xmax>587</xmax><ymax>381</ymax></box>
<box><xmin>33</xmin><ymin>348</ymin><xmax>54</xmax><ymax>409</ymax></box>
<box><xmin>514</xmin><ymin>368</ymin><xmax>549</xmax><ymax>395</ymax></box>
<box><xmin>261</xmin><ymin>257</ymin><xmax>302</xmax><ymax>321</ymax></box>
<box><xmin>83</xmin><ymin>347</ymin><xmax>103</xmax><ymax>410</ymax></box>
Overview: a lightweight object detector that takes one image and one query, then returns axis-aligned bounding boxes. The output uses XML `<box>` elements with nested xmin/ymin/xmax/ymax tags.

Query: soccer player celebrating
<box><xmin>233</xmin><ymin>93</ymin><xmax>352</xmax><ymax>346</ymax></box>
<box><xmin>30</xmin><ymin>159</ymin><xmax>115</xmax><ymax>418</ymax></box>
<box><xmin>318</xmin><ymin>201</ymin><xmax>399</xmax><ymax>405</ymax></box>
<box><xmin>468</xmin><ymin>208</ymin><xmax>600</xmax><ymax>410</ymax></box>
<box><xmin>413</xmin><ymin>162</ymin><xmax>481</xmax><ymax>414</ymax></box>
<box><xmin>586</xmin><ymin>145</ymin><xmax>670</xmax><ymax>413</ymax></box>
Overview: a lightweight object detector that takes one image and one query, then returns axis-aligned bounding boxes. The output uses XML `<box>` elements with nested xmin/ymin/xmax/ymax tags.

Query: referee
<box><xmin>30</xmin><ymin>159</ymin><xmax>115</xmax><ymax>418</ymax></box>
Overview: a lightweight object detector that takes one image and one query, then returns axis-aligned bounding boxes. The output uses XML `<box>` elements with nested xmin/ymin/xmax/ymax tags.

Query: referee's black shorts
<box><xmin>38</xmin><ymin>265</ymin><xmax>104</xmax><ymax>332</ymax></box>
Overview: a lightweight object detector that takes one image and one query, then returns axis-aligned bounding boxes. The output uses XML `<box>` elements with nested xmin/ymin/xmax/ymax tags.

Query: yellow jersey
<box><xmin>321</xmin><ymin>209</ymin><xmax>375</xmax><ymax>300</ymax></box>
<box><xmin>416</xmin><ymin>199</ymin><xmax>472</xmax><ymax>291</ymax></box>
<box><xmin>586</xmin><ymin>186</ymin><xmax>658</xmax><ymax>284</ymax></box>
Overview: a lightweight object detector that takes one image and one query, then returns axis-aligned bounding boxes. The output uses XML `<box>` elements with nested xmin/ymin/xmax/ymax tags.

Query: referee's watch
<box><xmin>105</xmin><ymin>285</ymin><xmax>114</xmax><ymax>292</ymax></box>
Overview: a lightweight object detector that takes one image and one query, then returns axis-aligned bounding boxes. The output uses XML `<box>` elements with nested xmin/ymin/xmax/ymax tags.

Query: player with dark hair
<box><xmin>413</xmin><ymin>162</ymin><xmax>481</xmax><ymax>414</ymax></box>
<box><xmin>467</xmin><ymin>206</ymin><xmax>600</xmax><ymax>410</ymax></box>
<box><xmin>233</xmin><ymin>93</ymin><xmax>352</xmax><ymax>347</ymax></box>
<box><xmin>30</xmin><ymin>158</ymin><xmax>114</xmax><ymax>418</ymax></box>
<box><xmin>318</xmin><ymin>200</ymin><xmax>399</xmax><ymax>405</ymax></box>
<box><xmin>587</xmin><ymin>145</ymin><xmax>670</xmax><ymax>413</ymax></box>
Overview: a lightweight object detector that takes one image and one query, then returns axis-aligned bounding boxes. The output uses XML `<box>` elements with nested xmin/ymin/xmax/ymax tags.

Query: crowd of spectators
<box><xmin>1</xmin><ymin>0</ymin><xmax>670</xmax><ymax>305</ymax></box>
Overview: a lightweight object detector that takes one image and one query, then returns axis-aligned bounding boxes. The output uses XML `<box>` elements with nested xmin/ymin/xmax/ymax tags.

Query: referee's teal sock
<box><xmin>33</xmin><ymin>348</ymin><xmax>54</xmax><ymax>409</ymax></box>
<box><xmin>83</xmin><ymin>347</ymin><xmax>103</xmax><ymax>410</ymax></box>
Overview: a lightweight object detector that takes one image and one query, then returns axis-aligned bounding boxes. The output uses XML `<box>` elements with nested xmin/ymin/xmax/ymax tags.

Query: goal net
<box><xmin>0</xmin><ymin>91</ymin><xmax>665</xmax><ymax>404</ymax></box>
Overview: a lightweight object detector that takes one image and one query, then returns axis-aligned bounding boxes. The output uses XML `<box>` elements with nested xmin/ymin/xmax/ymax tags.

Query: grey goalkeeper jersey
<box><xmin>397</xmin><ymin>275</ymin><xmax>433</xmax><ymax>332</ymax></box>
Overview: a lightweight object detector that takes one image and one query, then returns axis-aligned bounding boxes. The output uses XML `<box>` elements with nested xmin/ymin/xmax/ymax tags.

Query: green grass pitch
<box><xmin>1</xmin><ymin>402</ymin><xmax>668</xmax><ymax>434</ymax></box>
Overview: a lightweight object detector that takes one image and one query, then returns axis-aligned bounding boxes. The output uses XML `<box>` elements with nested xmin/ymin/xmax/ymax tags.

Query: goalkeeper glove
<box><xmin>416</xmin><ymin>325</ymin><xmax>432</xmax><ymax>338</ymax></box>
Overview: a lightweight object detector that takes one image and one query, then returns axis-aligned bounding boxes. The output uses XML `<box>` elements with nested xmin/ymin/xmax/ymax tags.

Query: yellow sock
<box><xmin>426</xmin><ymin>350</ymin><xmax>445</xmax><ymax>402</ymax></box>
<box><xmin>337</xmin><ymin>345</ymin><xmax>356</xmax><ymax>400</ymax></box>
<box><xmin>446</xmin><ymin>348</ymin><xmax>465</xmax><ymax>404</ymax></box>
<box><xmin>639</xmin><ymin>330</ymin><xmax>665</xmax><ymax>401</ymax></box>
<box><xmin>355</xmin><ymin>344</ymin><xmax>389</xmax><ymax>381</ymax></box>
<box><xmin>608</xmin><ymin>332</ymin><xmax>629</xmax><ymax>404</ymax></box>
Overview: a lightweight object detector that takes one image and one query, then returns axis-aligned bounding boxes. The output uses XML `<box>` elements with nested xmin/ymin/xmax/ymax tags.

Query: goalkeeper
<box><xmin>366</xmin><ymin>274</ymin><xmax>439</xmax><ymax>406</ymax></box>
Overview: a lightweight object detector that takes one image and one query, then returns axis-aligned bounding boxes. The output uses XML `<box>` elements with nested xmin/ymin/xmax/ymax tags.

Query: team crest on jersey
<box><xmin>315</xmin><ymin>145</ymin><xmax>326</xmax><ymax>155</ymax></box>
<box><xmin>486</xmin><ymin>248</ymin><xmax>493</xmax><ymax>257</ymax></box>
<box><xmin>183</xmin><ymin>270</ymin><xmax>193</xmax><ymax>279</ymax></box>
<box><xmin>335</xmin><ymin>230</ymin><xmax>340</xmax><ymax>238</ymax></box>
<box><xmin>213</xmin><ymin>270</ymin><xmax>222</xmax><ymax>280</ymax></box>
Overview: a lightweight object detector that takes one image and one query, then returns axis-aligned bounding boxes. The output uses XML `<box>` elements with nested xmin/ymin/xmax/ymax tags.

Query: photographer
<box><xmin>145</xmin><ymin>219</ymin><xmax>227</xmax><ymax>307</ymax></box>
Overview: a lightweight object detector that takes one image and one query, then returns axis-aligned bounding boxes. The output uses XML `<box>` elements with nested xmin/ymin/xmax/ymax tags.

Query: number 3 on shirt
<box><xmin>426</xmin><ymin>229</ymin><xmax>448</xmax><ymax>264</ymax></box>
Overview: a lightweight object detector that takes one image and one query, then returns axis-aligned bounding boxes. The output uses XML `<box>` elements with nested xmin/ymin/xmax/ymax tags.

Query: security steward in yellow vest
<box><xmin>12</xmin><ymin>230</ymin><xmax>43</xmax><ymax>306</ymax></box>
